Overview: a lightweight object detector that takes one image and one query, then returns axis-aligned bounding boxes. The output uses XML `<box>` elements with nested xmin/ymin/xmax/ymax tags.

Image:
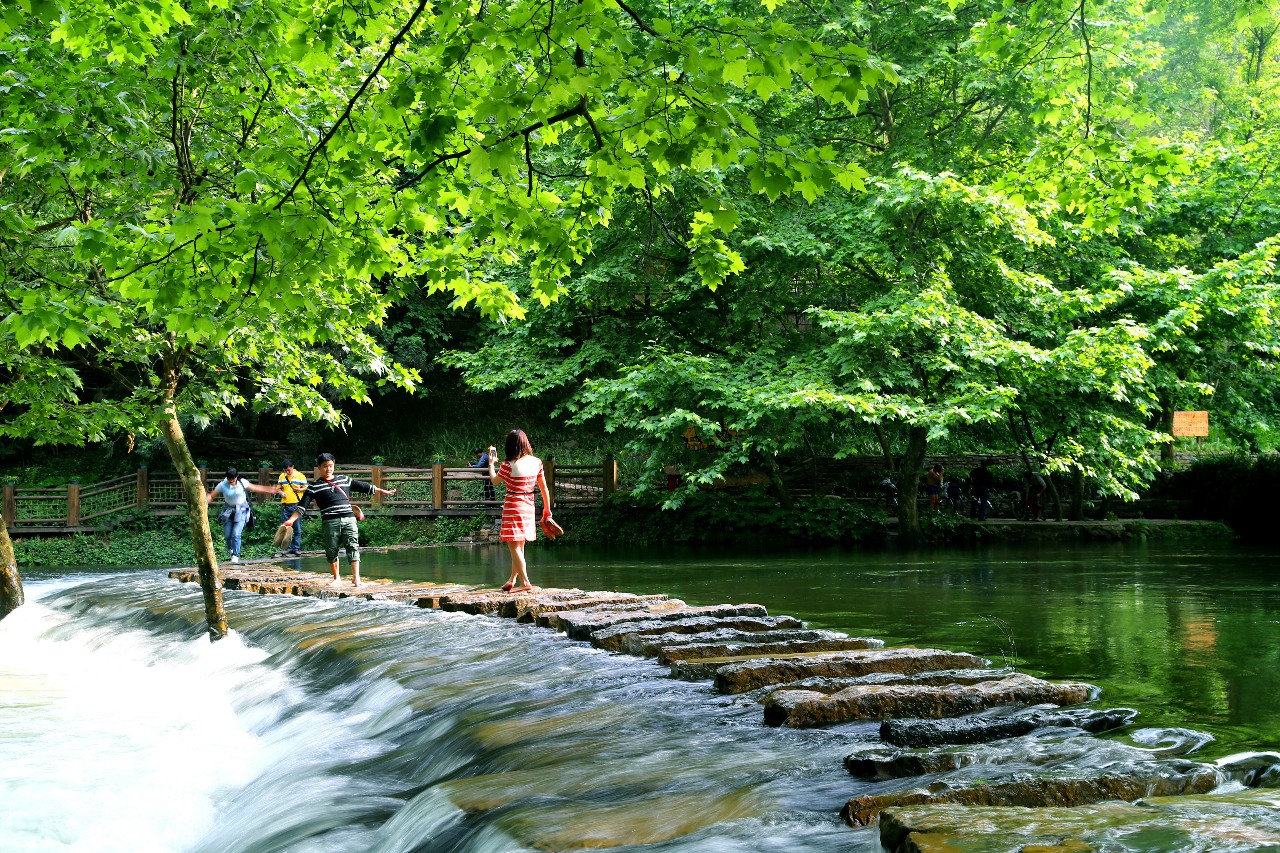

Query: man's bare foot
<box><xmin>330</xmin><ymin>578</ymin><xmax>344</xmax><ymax>587</ymax></box>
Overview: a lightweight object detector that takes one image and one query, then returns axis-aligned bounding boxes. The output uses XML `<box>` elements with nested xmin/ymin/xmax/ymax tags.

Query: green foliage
<box><xmin>1153</xmin><ymin>453</ymin><xmax>1280</xmax><ymax>541</ymax></box>
<box><xmin>568</xmin><ymin>488</ymin><xmax>888</xmax><ymax>546</ymax></box>
<box><xmin>0</xmin><ymin>449</ymin><xmax>138</xmax><ymax>488</ymax></box>
<box><xmin>443</xmin><ymin>0</ymin><xmax>1280</xmax><ymax>546</ymax></box>
<box><xmin>13</xmin><ymin>509</ymin><xmax>490</xmax><ymax>566</ymax></box>
<box><xmin>919</xmin><ymin>509</ymin><xmax>971</xmax><ymax>541</ymax></box>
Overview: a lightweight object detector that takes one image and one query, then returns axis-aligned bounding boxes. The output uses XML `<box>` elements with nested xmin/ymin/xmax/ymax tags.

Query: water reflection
<box><xmin>354</xmin><ymin>540</ymin><xmax>1280</xmax><ymax>755</ymax></box>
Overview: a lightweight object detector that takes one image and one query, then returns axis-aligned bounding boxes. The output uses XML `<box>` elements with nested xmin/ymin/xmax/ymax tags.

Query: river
<box><xmin>2</xmin><ymin>540</ymin><xmax>1278</xmax><ymax>852</ymax></box>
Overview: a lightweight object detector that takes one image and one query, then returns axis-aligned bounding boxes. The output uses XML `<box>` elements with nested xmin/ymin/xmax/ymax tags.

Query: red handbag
<box><xmin>541</xmin><ymin>516</ymin><xmax>565</xmax><ymax>539</ymax></box>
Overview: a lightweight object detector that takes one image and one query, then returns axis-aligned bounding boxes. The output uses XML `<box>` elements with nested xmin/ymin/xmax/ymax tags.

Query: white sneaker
<box><xmin>230</xmin><ymin>555</ymin><xmax>240</xmax><ymax>564</ymax></box>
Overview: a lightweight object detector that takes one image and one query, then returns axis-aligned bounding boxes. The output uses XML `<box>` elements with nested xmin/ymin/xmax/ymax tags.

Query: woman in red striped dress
<box><xmin>487</xmin><ymin>429</ymin><xmax>552</xmax><ymax>592</ymax></box>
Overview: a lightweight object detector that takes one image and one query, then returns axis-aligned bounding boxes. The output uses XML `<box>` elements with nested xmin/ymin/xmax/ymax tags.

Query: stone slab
<box><xmin>845</xmin><ymin>750</ymin><xmax>976</xmax><ymax>780</ymax></box>
<box><xmin>592</xmin><ymin>615</ymin><xmax>805</xmax><ymax>652</ymax></box>
<box><xmin>557</xmin><ymin>603</ymin><xmax>770</xmax><ymax>641</ymax></box>
<box><xmin>707</xmin><ymin>648</ymin><xmax>987</xmax><ymax>696</ymax></box>
<box><xmin>763</xmin><ymin>673</ymin><xmax>1094</xmax><ymax>728</ymax></box>
<box><xmin>881</xmin><ymin>707</ymin><xmax>1138</xmax><ymax>748</ymax></box>
<box><xmin>514</xmin><ymin>593</ymin><xmax>673</xmax><ymax>623</ymax></box>
<box><xmin>535</xmin><ymin>600</ymin><xmax>692</xmax><ymax>632</ymax></box>
<box><xmin>867</xmin><ymin>765</ymin><xmax>1251</xmax><ymax>843</ymax></box>
<box><xmin>651</xmin><ymin>631</ymin><xmax>883</xmax><ymax>664</ymax></box>
<box><xmin>783</xmin><ymin>668</ymin><xmax>1011</xmax><ymax>696</ymax></box>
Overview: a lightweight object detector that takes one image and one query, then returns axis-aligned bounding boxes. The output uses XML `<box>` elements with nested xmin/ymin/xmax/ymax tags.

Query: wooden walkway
<box><xmin>5</xmin><ymin>460</ymin><xmax>617</xmax><ymax>534</ymax></box>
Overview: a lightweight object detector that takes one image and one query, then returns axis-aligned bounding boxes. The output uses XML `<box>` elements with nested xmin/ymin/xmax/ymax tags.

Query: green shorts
<box><xmin>322</xmin><ymin>516</ymin><xmax>360</xmax><ymax>564</ymax></box>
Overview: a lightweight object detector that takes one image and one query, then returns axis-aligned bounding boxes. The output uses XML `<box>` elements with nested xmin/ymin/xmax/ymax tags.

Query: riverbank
<box><xmin>953</xmin><ymin>517</ymin><xmax>1235</xmax><ymax>544</ymax></box>
<box><xmin>9</xmin><ymin>510</ymin><xmax>1235</xmax><ymax>568</ymax></box>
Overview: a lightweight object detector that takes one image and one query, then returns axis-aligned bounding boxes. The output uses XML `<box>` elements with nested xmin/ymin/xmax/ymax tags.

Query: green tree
<box><xmin>2</xmin><ymin>0</ymin><xmax>881</xmax><ymax>630</ymax></box>
<box><xmin>448</xmin><ymin>0</ymin><xmax>1188</xmax><ymax>538</ymax></box>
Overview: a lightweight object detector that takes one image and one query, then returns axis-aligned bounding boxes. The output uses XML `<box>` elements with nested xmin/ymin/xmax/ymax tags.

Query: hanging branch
<box><xmin>1077</xmin><ymin>0</ymin><xmax>1093</xmax><ymax>139</ymax></box>
<box><xmin>276</xmin><ymin>0</ymin><xmax>431</xmax><ymax>210</ymax></box>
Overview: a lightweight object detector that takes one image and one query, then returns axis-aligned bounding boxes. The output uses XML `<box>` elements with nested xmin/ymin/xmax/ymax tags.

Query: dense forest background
<box><xmin>4</xmin><ymin>0</ymin><xmax>1279</xmax><ymax>541</ymax></box>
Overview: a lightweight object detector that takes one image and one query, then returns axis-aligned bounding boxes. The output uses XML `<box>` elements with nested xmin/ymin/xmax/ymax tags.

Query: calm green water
<box><xmin>355</xmin><ymin>539</ymin><xmax>1280</xmax><ymax>757</ymax></box>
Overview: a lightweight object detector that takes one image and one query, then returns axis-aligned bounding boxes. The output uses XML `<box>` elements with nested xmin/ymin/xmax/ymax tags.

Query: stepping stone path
<box><xmin>170</xmin><ymin>567</ymin><xmax>1279</xmax><ymax>851</ymax></box>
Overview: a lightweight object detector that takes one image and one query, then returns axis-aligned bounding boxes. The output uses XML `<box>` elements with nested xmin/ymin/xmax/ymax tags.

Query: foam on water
<box><xmin>0</xmin><ymin>582</ymin><xmax>287</xmax><ymax>853</ymax></box>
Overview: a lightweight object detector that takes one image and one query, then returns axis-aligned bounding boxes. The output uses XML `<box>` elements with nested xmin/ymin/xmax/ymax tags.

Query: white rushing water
<box><xmin>1</xmin><ymin>575</ymin><xmax>870</xmax><ymax>853</ymax></box>
<box><xmin>0</xmin><ymin>579</ymin><xmax>281</xmax><ymax>852</ymax></box>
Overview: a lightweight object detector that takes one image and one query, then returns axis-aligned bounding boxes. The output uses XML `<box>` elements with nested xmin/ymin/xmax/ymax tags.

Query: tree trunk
<box><xmin>1160</xmin><ymin>404</ymin><xmax>1175</xmax><ymax>463</ymax></box>
<box><xmin>160</xmin><ymin>407</ymin><xmax>228</xmax><ymax>641</ymax></box>
<box><xmin>896</xmin><ymin>426</ymin><xmax>928</xmax><ymax>543</ymax></box>
<box><xmin>874</xmin><ymin>423</ymin><xmax>894</xmax><ymax>472</ymax></box>
<box><xmin>1044</xmin><ymin>473</ymin><xmax>1064</xmax><ymax>521</ymax></box>
<box><xmin>1069</xmin><ymin>465</ymin><xmax>1085</xmax><ymax>521</ymax></box>
<box><xmin>0</xmin><ymin>513</ymin><xmax>23</xmax><ymax>622</ymax></box>
<box><xmin>768</xmin><ymin>458</ymin><xmax>794</xmax><ymax>511</ymax></box>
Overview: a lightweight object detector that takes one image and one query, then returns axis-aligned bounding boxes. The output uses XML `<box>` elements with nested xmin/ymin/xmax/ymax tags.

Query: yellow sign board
<box><xmin>1172</xmin><ymin>410</ymin><xmax>1209</xmax><ymax>437</ymax></box>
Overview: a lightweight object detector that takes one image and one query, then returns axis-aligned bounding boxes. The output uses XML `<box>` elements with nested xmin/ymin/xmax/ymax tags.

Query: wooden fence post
<box><xmin>545</xmin><ymin>459</ymin><xmax>557</xmax><ymax>509</ymax></box>
<box><xmin>371</xmin><ymin>465</ymin><xmax>385</xmax><ymax>507</ymax></box>
<box><xmin>136</xmin><ymin>465</ymin><xmax>149</xmax><ymax>507</ymax></box>
<box><xmin>432</xmin><ymin>462</ymin><xmax>445</xmax><ymax>509</ymax></box>
<box><xmin>257</xmin><ymin>464</ymin><xmax>271</xmax><ymax>503</ymax></box>
<box><xmin>2</xmin><ymin>483</ymin><xmax>14</xmax><ymax>526</ymax></box>
<box><xmin>67</xmin><ymin>481</ymin><xmax>81</xmax><ymax>527</ymax></box>
<box><xmin>602</xmin><ymin>455</ymin><xmax>617</xmax><ymax>499</ymax></box>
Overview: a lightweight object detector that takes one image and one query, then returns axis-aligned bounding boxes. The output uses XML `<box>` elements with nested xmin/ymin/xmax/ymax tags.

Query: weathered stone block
<box><xmin>870</xmin><ymin>771</ymin><xmax>1273</xmax><ymax>850</ymax></box>
<box><xmin>651</xmin><ymin>631</ymin><xmax>883</xmax><ymax>664</ymax></box>
<box><xmin>712</xmin><ymin>648</ymin><xmax>987</xmax><ymax>696</ymax></box>
<box><xmin>515</xmin><ymin>593</ymin><xmax>672</xmax><ymax>623</ymax></box>
<box><xmin>592</xmin><ymin>615</ymin><xmax>804</xmax><ymax>652</ymax></box>
<box><xmin>536</xmin><ymin>600</ymin><xmax>691</xmax><ymax>631</ymax></box>
<box><xmin>763</xmin><ymin>673</ymin><xmax>1093</xmax><ymax>728</ymax></box>
<box><xmin>785</xmin><ymin>669</ymin><xmax>1010</xmax><ymax>695</ymax></box>
<box><xmin>844</xmin><ymin>749</ymin><xmax>975</xmax><ymax>780</ymax></box>
<box><xmin>881</xmin><ymin>707</ymin><xmax>1137</xmax><ymax>747</ymax></box>
<box><xmin>845</xmin><ymin>760</ymin><xmax>1220</xmax><ymax>827</ymax></box>
<box><xmin>557</xmin><ymin>603</ymin><xmax>770</xmax><ymax>640</ymax></box>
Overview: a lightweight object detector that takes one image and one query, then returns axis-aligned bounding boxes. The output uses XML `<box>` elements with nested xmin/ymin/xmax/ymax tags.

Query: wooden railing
<box><xmin>2</xmin><ymin>459</ymin><xmax>620</xmax><ymax>534</ymax></box>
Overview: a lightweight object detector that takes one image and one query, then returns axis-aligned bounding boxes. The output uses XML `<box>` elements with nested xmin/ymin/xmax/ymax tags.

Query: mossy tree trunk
<box><xmin>896</xmin><ymin>426</ymin><xmax>928</xmax><ymax>543</ymax></box>
<box><xmin>0</xmin><ymin>513</ymin><xmax>22</xmax><ymax>622</ymax></box>
<box><xmin>1069</xmin><ymin>465</ymin><xmax>1086</xmax><ymax>521</ymax></box>
<box><xmin>159</xmin><ymin>390</ymin><xmax>228</xmax><ymax>641</ymax></box>
<box><xmin>1160</xmin><ymin>405</ymin><xmax>1176</xmax><ymax>463</ymax></box>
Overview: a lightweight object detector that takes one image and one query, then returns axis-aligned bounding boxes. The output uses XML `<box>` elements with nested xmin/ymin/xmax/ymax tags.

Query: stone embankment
<box><xmin>170</xmin><ymin>567</ymin><xmax>1280</xmax><ymax>851</ymax></box>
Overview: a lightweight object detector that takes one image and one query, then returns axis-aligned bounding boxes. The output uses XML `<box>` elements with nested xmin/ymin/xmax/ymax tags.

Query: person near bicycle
<box><xmin>1024</xmin><ymin>470</ymin><xmax>1047</xmax><ymax>521</ymax></box>
<box><xmin>969</xmin><ymin>460</ymin><xmax>993</xmax><ymax>520</ymax></box>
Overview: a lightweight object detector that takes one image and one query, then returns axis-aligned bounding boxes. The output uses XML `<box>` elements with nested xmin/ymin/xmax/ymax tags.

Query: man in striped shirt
<box><xmin>283</xmin><ymin>453</ymin><xmax>395</xmax><ymax>586</ymax></box>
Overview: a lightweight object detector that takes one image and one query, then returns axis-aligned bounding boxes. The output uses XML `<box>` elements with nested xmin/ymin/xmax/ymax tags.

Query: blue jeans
<box><xmin>280</xmin><ymin>505</ymin><xmax>303</xmax><ymax>551</ymax></box>
<box><xmin>220</xmin><ymin>506</ymin><xmax>249</xmax><ymax>557</ymax></box>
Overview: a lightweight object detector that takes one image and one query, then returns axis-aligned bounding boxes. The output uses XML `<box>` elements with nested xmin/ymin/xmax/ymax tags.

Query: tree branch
<box><xmin>614</xmin><ymin>0</ymin><xmax>659</xmax><ymax>37</ymax></box>
<box><xmin>276</xmin><ymin>0</ymin><xmax>431</xmax><ymax>210</ymax></box>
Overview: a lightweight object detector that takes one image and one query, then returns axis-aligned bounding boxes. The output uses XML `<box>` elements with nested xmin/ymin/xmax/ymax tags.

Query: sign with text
<box><xmin>1172</xmin><ymin>410</ymin><xmax>1209</xmax><ymax>437</ymax></box>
